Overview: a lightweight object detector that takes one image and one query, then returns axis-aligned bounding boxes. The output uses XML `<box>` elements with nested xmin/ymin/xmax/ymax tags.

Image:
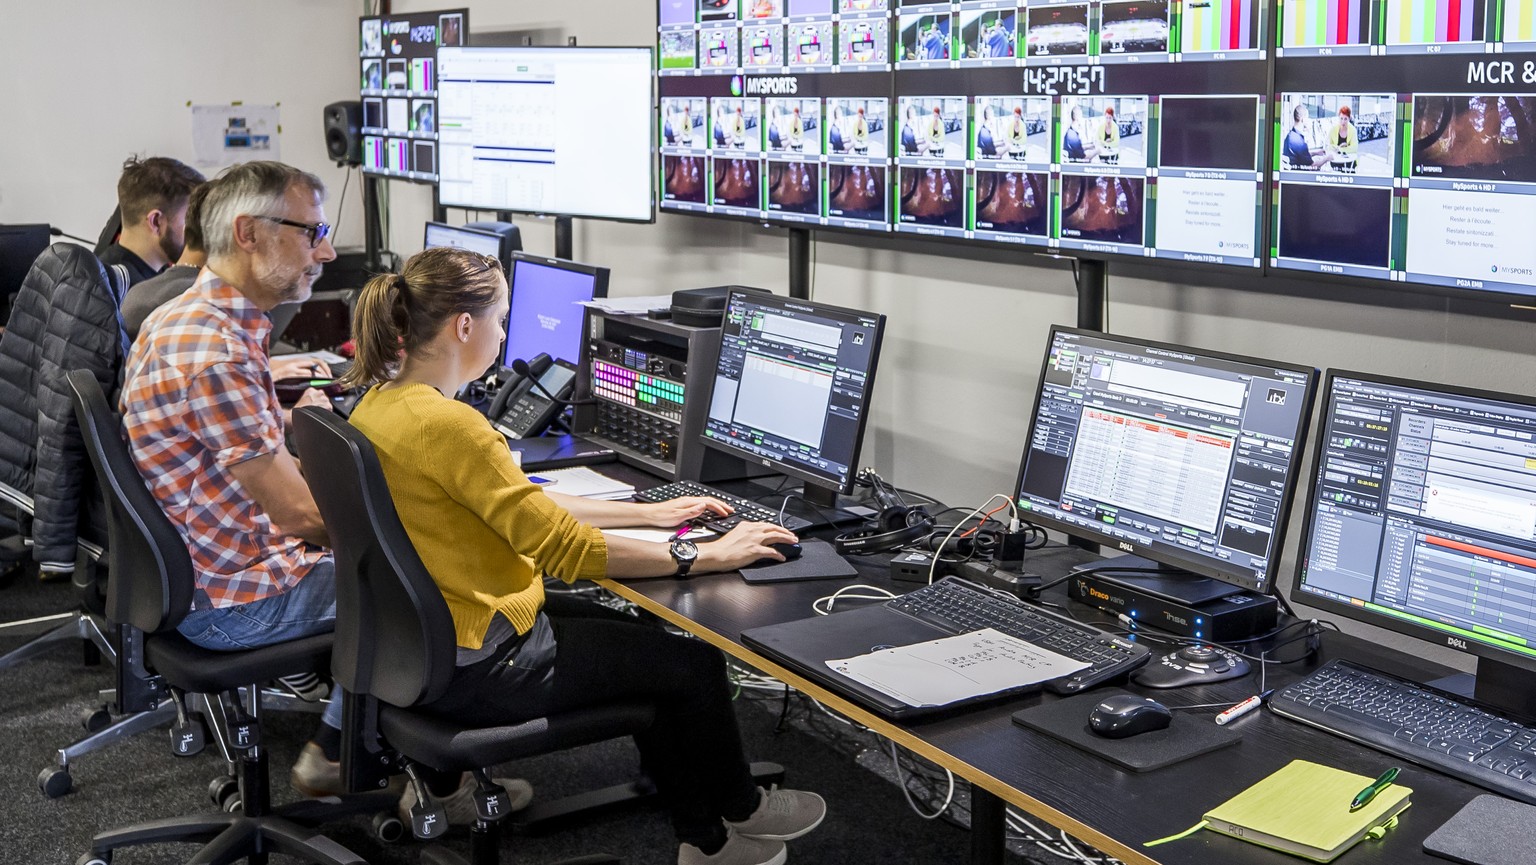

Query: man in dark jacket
<box><xmin>120</xmin><ymin>183</ymin><xmax>209</xmax><ymax>341</ymax></box>
<box><xmin>98</xmin><ymin>156</ymin><xmax>205</xmax><ymax>285</ymax></box>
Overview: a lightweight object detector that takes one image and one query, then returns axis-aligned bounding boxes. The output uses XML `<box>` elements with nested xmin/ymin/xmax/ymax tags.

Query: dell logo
<box><xmin>1448</xmin><ymin>637</ymin><xmax>1469</xmax><ymax>650</ymax></box>
<box><xmin>744</xmin><ymin>76</ymin><xmax>800</xmax><ymax>95</ymax></box>
<box><xmin>1118</xmin><ymin>542</ymin><xmax>1135</xmax><ymax>553</ymax></box>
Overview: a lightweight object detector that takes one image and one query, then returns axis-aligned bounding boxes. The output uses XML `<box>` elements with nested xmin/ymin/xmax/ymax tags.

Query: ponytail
<box><xmin>339</xmin><ymin>247</ymin><xmax>504</xmax><ymax>389</ymax></box>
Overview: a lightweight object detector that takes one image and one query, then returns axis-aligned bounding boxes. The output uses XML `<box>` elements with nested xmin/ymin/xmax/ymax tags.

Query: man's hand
<box><xmin>640</xmin><ymin>496</ymin><xmax>731</xmax><ymax>529</ymax></box>
<box><xmin>293</xmin><ymin>388</ymin><xmax>334</xmax><ymax>412</ymax></box>
<box><xmin>271</xmin><ymin>356</ymin><xmax>332</xmax><ymax>380</ymax></box>
<box><xmin>695</xmin><ymin>521</ymin><xmax>798</xmax><ymax>573</ymax></box>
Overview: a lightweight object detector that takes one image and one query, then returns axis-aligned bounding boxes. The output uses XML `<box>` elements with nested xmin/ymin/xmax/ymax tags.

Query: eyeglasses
<box><xmin>256</xmin><ymin>216</ymin><xmax>331</xmax><ymax>249</ymax></box>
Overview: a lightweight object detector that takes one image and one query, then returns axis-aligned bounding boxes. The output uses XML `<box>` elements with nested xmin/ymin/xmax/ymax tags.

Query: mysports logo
<box><xmin>742</xmin><ymin>76</ymin><xmax>800</xmax><ymax>95</ymax></box>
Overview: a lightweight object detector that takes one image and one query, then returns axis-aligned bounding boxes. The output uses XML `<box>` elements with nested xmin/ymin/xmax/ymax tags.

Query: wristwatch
<box><xmin>669</xmin><ymin>538</ymin><xmax>699</xmax><ymax>577</ymax></box>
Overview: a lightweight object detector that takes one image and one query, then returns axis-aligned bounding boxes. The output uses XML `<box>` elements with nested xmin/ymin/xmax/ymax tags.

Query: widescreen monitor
<box><xmin>1293</xmin><ymin>372</ymin><xmax>1536</xmax><ymax>719</ymax></box>
<box><xmin>359</xmin><ymin>8</ymin><xmax>466</xmax><ymax>183</ymax></box>
<box><xmin>435</xmin><ymin>46</ymin><xmax>654</xmax><ymax>222</ymax></box>
<box><xmin>0</xmin><ymin>224</ymin><xmax>52</xmax><ymax>312</ymax></box>
<box><xmin>700</xmin><ymin>289</ymin><xmax>886</xmax><ymax>499</ymax></box>
<box><xmin>502</xmin><ymin>253</ymin><xmax>610</xmax><ymax>368</ymax></box>
<box><xmin>422</xmin><ymin>221</ymin><xmax>519</xmax><ymax>272</ymax></box>
<box><xmin>1013</xmin><ymin>327</ymin><xmax>1318</xmax><ymax>596</ymax></box>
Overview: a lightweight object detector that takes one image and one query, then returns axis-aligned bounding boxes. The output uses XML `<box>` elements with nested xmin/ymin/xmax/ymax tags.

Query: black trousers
<box><xmin>423</xmin><ymin>593</ymin><xmax>761</xmax><ymax>845</ymax></box>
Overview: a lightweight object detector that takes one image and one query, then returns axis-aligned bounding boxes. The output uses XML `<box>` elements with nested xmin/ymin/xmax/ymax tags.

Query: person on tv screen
<box><xmin>768</xmin><ymin>105</ymin><xmax>785</xmax><ymax>150</ymax></box>
<box><xmin>976</xmin><ymin>104</ymin><xmax>998</xmax><ymax>158</ymax></box>
<box><xmin>926</xmin><ymin>106</ymin><xmax>946</xmax><ymax>156</ymax></box>
<box><xmin>920</xmin><ymin>22</ymin><xmax>947</xmax><ymax>60</ymax></box>
<box><xmin>901</xmin><ymin>104</ymin><xmax>921</xmax><ymax>155</ymax></box>
<box><xmin>789</xmin><ymin>106</ymin><xmax>805</xmax><ymax>151</ymax></box>
<box><xmin>1283</xmin><ymin>104</ymin><xmax>1326</xmax><ymax>170</ymax></box>
<box><xmin>1327</xmin><ymin>105</ymin><xmax>1359</xmax><ymax>173</ymax></box>
<box><xmin>983</xmin><ymin>17</ymin><xmax>1012</xmax><ymax>58</ymax></box>
<box><xmin>852</xmin><ymin>106</ymin><xmax>870</xmax><ymax>155</ymax></box>
<box><xmin>1007</xmin><ymin>105</ymin><xmax>1029</xmax><ymax>159</ymax></box>
<box><xmin>828</xmin><ymin>105</ymin><xmax>846</xmax><ymax>153</ymax></box>
<box><xmin>342</xmin><ymin>247</ymin><xmax>826</xmax><ymax>865</ymax></box>
<box><xmin>1063</xmin><ymin>104</ymin><xmax>1092</xmax><ymax>163</ymax></box>
<box><xmin>731</xmin><ymin>106</ymin><xmax>748</xmax><ymax>148</ymax></box>
<box><xmin>1098</xmin><ymin>106</ymin><xmax>1121</xmax><ymax>165</ymax></box>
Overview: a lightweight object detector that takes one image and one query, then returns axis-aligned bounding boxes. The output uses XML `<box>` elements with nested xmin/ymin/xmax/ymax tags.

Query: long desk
<box><xmin>596</xmin><ymin>545</ymin><xmax>1493</xmax><ymax>865</ymax></box>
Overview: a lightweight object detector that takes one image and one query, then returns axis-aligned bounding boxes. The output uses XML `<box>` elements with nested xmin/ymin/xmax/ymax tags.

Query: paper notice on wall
<box><xmin>191</xmin><ymin>104</ymin><xmax>279</xmax><ymax>169</ymax></box>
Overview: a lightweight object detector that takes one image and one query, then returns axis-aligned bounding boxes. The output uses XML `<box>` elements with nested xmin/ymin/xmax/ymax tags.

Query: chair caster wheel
<box><xmin>208</xmin><ymin>775</ymin><xmax>240</xmax><ymax>812</ymax></box>
<box><xmin>372</xmin><ymin>811</ymin><xmax>405</xmax><ymax>843</ymax></box>
<box><xmin>39</xmin><ymin>766</ymin><xmax>73</xmax><ymax>798</ymax></box>
<box><xmin>82</xmin><ymin>706</ymin><xmax>112</xmax><ymax>733</ymax></box>
<box><xmin>76</xmin><ymin>852</ymin><xmax>110</xmax><ymax>865</ymax></box>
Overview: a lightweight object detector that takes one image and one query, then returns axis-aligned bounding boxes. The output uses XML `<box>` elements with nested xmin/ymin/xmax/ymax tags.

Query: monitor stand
<box><xmin>1072</xmin><ymin>554</ymin><xmax>1247</xmax><ymax>605</ymax></box>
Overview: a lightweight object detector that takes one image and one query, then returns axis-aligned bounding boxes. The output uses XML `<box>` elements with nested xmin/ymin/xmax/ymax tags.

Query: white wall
<box><xmin>0</xmin><ymin>0</ymin><xmax>365</xmax><ymax>248</ymax></box>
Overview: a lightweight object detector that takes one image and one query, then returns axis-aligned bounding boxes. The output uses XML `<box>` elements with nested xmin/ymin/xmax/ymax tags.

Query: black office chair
<box><xmin>291</xmin><ymin>405</ymin><xmax>667</xmax><ymax>865</ymax></box>
<box><xmin>68</xmin><ymin>370</ymin><xmax>388</xmax><ymax>865</ymax></box>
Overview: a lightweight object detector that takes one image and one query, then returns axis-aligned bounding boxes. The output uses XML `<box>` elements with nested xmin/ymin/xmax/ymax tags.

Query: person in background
<box><xmin>99</xmin><ymin>156</ymin><xmax>206</xmax><ymax>285</ymax></box>
<box><xmin>342</xmin><ymin>247</ymin><xmax>826</xmax><ymax>865</ymax></box>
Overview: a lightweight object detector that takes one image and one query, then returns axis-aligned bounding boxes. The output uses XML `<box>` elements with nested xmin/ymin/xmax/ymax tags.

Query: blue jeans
<box><xmin>178</xmin><ymin>560</ymin><xmax>343</xmax><ymax>729</ymax></box>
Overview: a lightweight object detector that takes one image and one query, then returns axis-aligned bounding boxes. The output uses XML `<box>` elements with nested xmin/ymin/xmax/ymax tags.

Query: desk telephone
<box><xmin>489</xmin><ymin>352</ymin><xmax>578</xmax><ymax>439</ymax></box>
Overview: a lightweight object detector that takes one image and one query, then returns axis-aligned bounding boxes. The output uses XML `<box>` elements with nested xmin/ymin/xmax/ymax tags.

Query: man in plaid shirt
<box><xmin>121</xmin><ymin>161</ymin><xmax>347</xmax><ymax>797</ymax></box>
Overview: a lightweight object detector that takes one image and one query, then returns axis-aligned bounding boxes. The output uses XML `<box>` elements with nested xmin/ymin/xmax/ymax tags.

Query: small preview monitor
<box><xmin>701</xmin><ymin>289</ymin><xmax>886</xmax><ymax>497</ymax></box>
<box><xmin>502</xmin><ymin>253</ymin><xmax>610</xmax><ymax>368</ymax></box>
<box><xmin>422</xmin><ymin>220</ymin><xmax>521</xmax><ymax>272</ymax></box>
<box><xmin>0</xmin><ymin>223</ymin><xmax>52</xmax><ymax>305</ymax></box>
<box><xmin>1293</xmin><ymin>372</ymin><xmax>1536</xmax><ymax>718</ymax></box>
<box><xmin>1014</xmin><ymin>327</ymin><xmax>1318</xmax><ymax>595</ymax></box>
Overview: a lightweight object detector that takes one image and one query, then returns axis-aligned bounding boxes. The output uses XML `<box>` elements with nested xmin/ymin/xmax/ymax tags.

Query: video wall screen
<box><xmin>359</xmin><ymin>9</ymin><xmax>467</xmax><ymax>183</ymax></box>
<box><xmin>1271</xmin><ymin>2</ymin><xmax>1536</xmax><ymax>297</ymax></box>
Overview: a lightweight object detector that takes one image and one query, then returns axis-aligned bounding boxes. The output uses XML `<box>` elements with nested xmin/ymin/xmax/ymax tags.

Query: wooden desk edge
<box><xmin>597</xmin><ymin>577</ymin><xmax>1160</xmax><ymax>865</ymax></box>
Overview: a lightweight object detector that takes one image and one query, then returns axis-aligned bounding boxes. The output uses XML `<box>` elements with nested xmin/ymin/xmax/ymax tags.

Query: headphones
<box><xmin>833</xmin><ymin>469</ymin><xmax>936</xmax><ymax>556</ymax></box>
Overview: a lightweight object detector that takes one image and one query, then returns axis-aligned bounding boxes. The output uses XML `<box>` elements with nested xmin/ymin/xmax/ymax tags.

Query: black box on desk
<box><xmin>1068</xmin><ymin>572</ymin><xmax>1277</xmax><ymax>641</ymax></box>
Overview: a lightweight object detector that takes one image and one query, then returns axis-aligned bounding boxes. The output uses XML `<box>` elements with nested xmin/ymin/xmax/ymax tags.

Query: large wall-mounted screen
<box><xmin>359</xmin><ymin>9</ymin><xmax>467</xmax><ymax>184</ymax></box>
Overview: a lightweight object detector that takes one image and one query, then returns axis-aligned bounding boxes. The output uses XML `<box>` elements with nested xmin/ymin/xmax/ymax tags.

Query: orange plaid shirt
<box><xmin>120</xmin><ymin>269</ymin><xmax>327</xmax><ymax>610</ymax></box>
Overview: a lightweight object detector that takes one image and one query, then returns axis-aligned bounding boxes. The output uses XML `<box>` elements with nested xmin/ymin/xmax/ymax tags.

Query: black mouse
<box><xmin>1088</xmin><ymin>694</ymin><xmax>1172</xmax><ymax>739</ymax></box>
<box><xmin>746</xmin><ymin>542</ymin><xmax>802</xmax><ymax>569</ymax></box>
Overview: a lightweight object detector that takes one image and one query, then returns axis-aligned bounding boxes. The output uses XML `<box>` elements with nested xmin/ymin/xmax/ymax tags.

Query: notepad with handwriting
<box><xmin>1203</xmin><ymin>760</ymin><xmax>1411</xmax><ymax>862</ymax></box>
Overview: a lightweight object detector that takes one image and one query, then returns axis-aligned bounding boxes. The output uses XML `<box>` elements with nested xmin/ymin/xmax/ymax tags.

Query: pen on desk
<box><xmin>1214</xmin><ymin>689</ymin><xmax>1273</xmax><ymax>726</ymax></box>
<box><xmin>1350</xmin><ymin>766</ymin><xmax>1400</xmax><ymax>811</ymax></box>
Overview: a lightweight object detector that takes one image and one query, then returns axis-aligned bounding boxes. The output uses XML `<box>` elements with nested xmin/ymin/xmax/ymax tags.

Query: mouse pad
<box><xmin>740</xmin><ymin>539</ymin><xmax>859</xmax><ymax>584</ymax></box>
<box><xmin>1011</xmin><ymin>689</ymin><xmax>1240</xmax><ymax>772</ymax></box>
<box><xmin>1423</xmin><ymin>794</ymin><xmax>1536</xmax><ymax>865</ymax></box>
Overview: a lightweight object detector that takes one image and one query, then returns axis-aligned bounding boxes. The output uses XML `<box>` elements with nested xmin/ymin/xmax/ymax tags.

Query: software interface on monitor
<box><xmin>1016</xmin><ymin>330</ymin><xmax>1313</xmax><ymax>589</ymax></box>
<box><xmin>503</xmin><ymin>259</ymin><xmax>599</xmax><ymax>367</ymax></box>
<box><xmin>423</xmin><ymin>223</ymin><xmax>503</xmax><ymax>259</ymax></box>
<box><xmin>1297</xmin><ymin>376</ymin><xmax>1536</xmax><ymax>659</ymax></box>
<box><xmin>704</xmin><ymin>293</ymin><xmax>882</xmax><ymax>491</ymax></box>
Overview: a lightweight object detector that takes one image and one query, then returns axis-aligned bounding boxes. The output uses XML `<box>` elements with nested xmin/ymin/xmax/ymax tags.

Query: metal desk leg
<box><xmin>971</xmin><ymin>788</ymin><xmax>1005</xmax><ymax>865</ymax></box>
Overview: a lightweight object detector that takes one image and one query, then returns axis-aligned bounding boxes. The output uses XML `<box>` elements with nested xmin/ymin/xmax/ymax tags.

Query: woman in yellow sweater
<box><xmin>341</xmin><ymin>248</ymin><xmax>824</xmax><ymax>865</ymax></box>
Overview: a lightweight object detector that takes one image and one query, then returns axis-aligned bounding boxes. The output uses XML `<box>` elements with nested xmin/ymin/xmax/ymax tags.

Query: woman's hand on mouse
<box><xmin>697</xmin><ymin>522</ymin><xmax>799</xmax><ymax>573</ymax></box>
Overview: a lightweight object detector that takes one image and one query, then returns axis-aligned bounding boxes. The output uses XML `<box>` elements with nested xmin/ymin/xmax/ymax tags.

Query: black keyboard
<box><xmin>888</xmin><ymin>577</ymin><xmax>1151</xmax><ymax>694</ymax></box>
<box><xmin>634</xmin><ymin>480</ymin><xmax>814</xmax><ymax>533</ymax></box>
<box><xmin>1271</xmin><ymin>659</ymin><xmax>1536</xmax><ymax>804</ymax></box>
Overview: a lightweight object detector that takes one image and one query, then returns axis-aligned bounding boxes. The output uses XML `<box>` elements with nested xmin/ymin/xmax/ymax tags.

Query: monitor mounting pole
<box><xmin>1071</xmin><ymin>255</ymin><xmax>1108</xmax><ymax>554</ymax></box>
<box><xmin>555</xmin><ymin>216</ymin><xmax>574</xmax><ymax>261</ymax></box>
<box><xmin>788</xmin><ymin>227</ymin><xmax>811</xmax><ymax>299</ymax></box>
<box><xmin>363</xmin><ymin>175</ymin><xmax>387</xmax><ymax>272</ymax></box>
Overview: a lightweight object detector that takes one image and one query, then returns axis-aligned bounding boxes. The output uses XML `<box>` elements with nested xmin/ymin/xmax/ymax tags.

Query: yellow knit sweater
<box><xmin>348</xmin><ymin>382</ymin><xmax>608</xmax><ymax>648</ymax></box>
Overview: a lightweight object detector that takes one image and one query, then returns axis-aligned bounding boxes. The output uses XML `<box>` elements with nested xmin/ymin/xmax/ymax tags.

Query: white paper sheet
<box><xmin>534</xmin><ymin>466</ymin><xmax>635</xmax><ymax>500</ymax></box>
<box><xmin>603</xmin><ymin>526</ymin><xmax>717</xmax><ymax>543</ymax></box>
<box><xmin>827</xmin><ymin>629</ymin><xmax>1090</xmax><ymax>708</ymax></box>
<box><xmin>579</xmin><ymin>295</ymin><xmax>675</xmax><ymax>315</ymax></box>
<box><xmin>191</xmin><ymin>104</ymin><xmax>279</xmax><ymax>170</ymax></box>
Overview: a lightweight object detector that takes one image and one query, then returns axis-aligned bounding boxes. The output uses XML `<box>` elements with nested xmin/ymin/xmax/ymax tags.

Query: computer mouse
<box><xmin>770</xmin><ymin>542</ymin><xmax>803</xmax><ymax>561</ymax></box>
<box><xmin>1088</xmin><ymin>694</ymin><xmax>1173</xmax><ymax>739</ymax></box>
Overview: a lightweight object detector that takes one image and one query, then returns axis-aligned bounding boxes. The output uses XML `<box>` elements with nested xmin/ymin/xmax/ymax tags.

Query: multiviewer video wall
<box><xmin>656</xmin><ymin>0</ymin><xmax>1536</xmax><ymax>298</ymax></box>
<box><xmin>359</xmin><ymin>9</ymin><xmax>468</xmax><ymax>183</ymax></box>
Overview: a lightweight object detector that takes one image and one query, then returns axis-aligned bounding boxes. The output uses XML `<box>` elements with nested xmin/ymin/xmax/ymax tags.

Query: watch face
<box><xmin>672</xmin><ymin>539</ymin><xmax>700</xmax><ymax>562</ymax></box>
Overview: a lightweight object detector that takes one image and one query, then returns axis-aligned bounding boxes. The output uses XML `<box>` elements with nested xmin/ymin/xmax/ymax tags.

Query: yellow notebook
<box><xmin>1200</xmin><ymin>760</ymin><xmax>1411</xmax><ymax>862</ymax></box>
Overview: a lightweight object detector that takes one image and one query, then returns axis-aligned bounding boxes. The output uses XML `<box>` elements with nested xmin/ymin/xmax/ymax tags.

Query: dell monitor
<box><xmin>1293</xmin><ymin>372</ymin><xmax>1536</xmax><ymax>720</ymax></box>
<box><xmin>422</xmin><ymin>221</ymin><xmax>519</xmax><ymax>272</ymax></box>
<box><xmin>502</xmin><ymin>252</ymin><xmax>610</xmax><ymax>369</ymax></box>
<box><xmin>700</xmin><ymin>288</ymin><xmax>886</xmax><ymax>507</ymax></box>
<box><xmin>1014</xmin><ymin>327</ymin><xmax>1318</xmax><ymax>598</ymax></box>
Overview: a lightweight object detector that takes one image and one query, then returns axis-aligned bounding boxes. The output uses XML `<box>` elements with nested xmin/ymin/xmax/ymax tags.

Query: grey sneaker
<box><xmin>727</xmin><ymin>785</ymin><xmax>826</xmax><ymax>842</ymax></box>
<box><xmin>290</xmin><ymin>742</ymin><xmax>345</xmax><ymax>797</ymax></box>
<box><xmin>678</xmin><ymin>828</ymin><xmax>787</xmax><ymax>865</ymax></box>
<box><xmin>398</xmin><ymin>773</ymin><xmax>534</xmax><ymax>825</ymax></box>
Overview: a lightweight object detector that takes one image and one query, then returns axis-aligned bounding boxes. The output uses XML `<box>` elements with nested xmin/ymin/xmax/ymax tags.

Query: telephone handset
<box><xmin>490</xmin><ymin>353</ymin><xmax>578</xmax><ymax>440</ymax></box>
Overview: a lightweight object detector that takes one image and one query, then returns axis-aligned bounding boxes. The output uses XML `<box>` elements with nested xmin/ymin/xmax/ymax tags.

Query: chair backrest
<box><xmin>66</xmin><ymin>369</ymin><xmax>194</xmax><ymax>634</ymax></box>
<box><xmin>291</xmin><ymin>406</ymin><xmax>457</xmax><ymax>708</ymax></box>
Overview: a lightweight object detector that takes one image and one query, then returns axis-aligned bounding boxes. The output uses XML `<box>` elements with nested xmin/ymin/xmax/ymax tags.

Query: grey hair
<box><xmin>200</xmin><ymin>161</ymin><xmax>326</xmax><ymax>259</ymax></box>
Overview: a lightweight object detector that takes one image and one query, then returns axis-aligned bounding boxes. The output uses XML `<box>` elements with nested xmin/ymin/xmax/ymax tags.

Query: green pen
<box><xmin>1349</xmin><ymin>767</ymin><xmax>1400</xmax><ymax>811</ymax></box>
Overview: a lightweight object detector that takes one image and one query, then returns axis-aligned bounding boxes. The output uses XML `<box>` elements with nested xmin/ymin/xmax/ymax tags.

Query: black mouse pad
<box><xmin>1011</xmin><ymin>689</ymin><xmax>1240</xmax><ymax>772</ymax></box>
<box><xmin>740</xmin><ymin>539</ymin><xmax>859</xmax><ymax>584</ymax></box>
<box><xmin>1423</xmin><ymin>794</ymin><xmax>1536</xmax><ymax>865</ymax></box>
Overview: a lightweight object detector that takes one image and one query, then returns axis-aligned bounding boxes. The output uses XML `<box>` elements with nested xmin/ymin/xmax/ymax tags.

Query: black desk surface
<box><xmin>595</xmin><ymin>542</ymin><xmax>1491</xmax><ymax>865</ymax></box>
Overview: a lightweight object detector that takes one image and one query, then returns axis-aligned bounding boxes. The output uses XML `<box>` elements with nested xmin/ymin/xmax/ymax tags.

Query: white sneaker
<box><xmin>678</xmin><ymin>827</ymin><xmax>787</xmax><ymax>865</ymax></box>
<box><xmin>398</xmin><ymin>773</ymin><xmax>534</xmax><ymax>825</ymax></box>
<box><xmin>727</xmin><ymin>785</ymin><xmax>826</xmax><ymax>841</ymax></box>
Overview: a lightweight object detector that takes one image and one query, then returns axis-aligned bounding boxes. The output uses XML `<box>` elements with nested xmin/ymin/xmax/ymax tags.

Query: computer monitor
<box><xmin>1013</xmin><ymin>326</ymin><xmax>1318</xmax><ymax>597</ymax></box>
<box><xmin>0</xmin><ymin>224</ymin><xmax>52</xmax><ymax>317</ymax></box>
<box><xmin>422</xmin><ymin>221</ymin><xmax>518</xmax><ymax>272</ymax></box>
<box><xmin>1293</xmin><ymin>372</ymin><xmax>1536</xmax><ymax>720</ymax></box>
<box><xmin>501</xmin><ymin>252</ymin><xmax>610</xmax><ymax>368</ymax></box>
<box><xmin>700</xmin><ymin>289</ymin><xmax>886</xmax><ymax>503</ymax></box>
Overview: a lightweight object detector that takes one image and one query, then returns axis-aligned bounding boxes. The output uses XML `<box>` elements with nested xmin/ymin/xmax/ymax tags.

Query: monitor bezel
<box><xmin>696</xmin><ymin>287</ymin><xmax>888</xmax><ymax>497</ymax></box>
<box><xmin>1289</xmin><ymin>368</ymin><xmax>1536</xmax><ymax>678</ymax></box>
<box><xmin>1012</xmin><ymin>324</ymin><xmax>1319</xmax><ymax>595</ymax></box>
<box><xmin>422</xmin><ymin>220</ymin><xmax>508</xmax><ymax>261</ymax></box>
<box><xmin>433</xmin><ymin>44</ymin><xmax>657</xmax><ymax>224</ymax></box>
<box><xmin>500</xmin><ymin>251</ymin><xmax>612</xmax><ymax>370</ymax></box>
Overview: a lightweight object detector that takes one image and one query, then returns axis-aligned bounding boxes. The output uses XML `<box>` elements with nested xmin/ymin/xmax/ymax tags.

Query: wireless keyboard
<box><xmin>1271</xmin><ymin>659</ymin><xmax>1536</xmax><ymax>804</ymax></box>
<box><xmin>889</xmin><ymin>577</ymin><xmax>1152</xmax><ymax>694</ymax></box>
<box><xmin>634</xmin><ymin>480</ymin><xmax>814</xmax><ymax>533</ymax></box>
